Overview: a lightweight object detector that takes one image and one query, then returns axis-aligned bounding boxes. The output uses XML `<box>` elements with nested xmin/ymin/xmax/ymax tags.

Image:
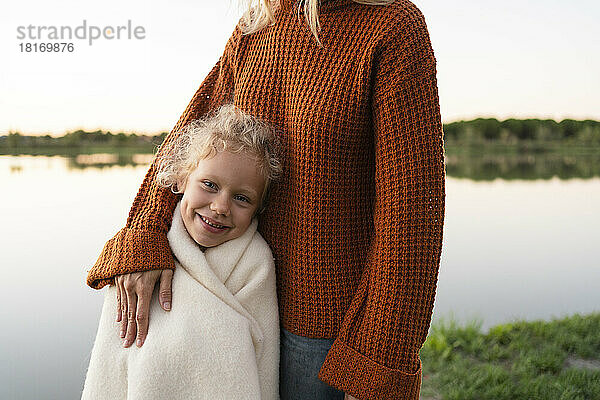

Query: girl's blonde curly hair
<box><xmin>155</xmin><ymin>104</ymin><xmax>283</xmax><ymax>214</ymax></box>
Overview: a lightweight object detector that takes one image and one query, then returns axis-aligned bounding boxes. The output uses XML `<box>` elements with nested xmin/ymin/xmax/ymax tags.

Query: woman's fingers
<box><xmin>113</xmin><ymin>270</ymin><xmax>168</xmax><ymax>348</ymax></box>
<box><xmin>134</xmin><ymin>288</ymin><xmax>152</xmax><ymax>347</ymax></box>
<box><xmin>159</xmin><ymin>269</ymin><xmax>173</xmax><ymax>311</ymax></box>
<box><xmin>118</xmin><ymin>276</ymin><xmax>128</xmax><ymax>339</ymax></box>
<box><xmin>122</xmin><ymin>277</ymin><xmax>138</xmax><ymax>348</ymax></box>
<box><xmin>115</xmin><ymin>276</ymin><xmax>122</xmax><ymax>322</ymax></box>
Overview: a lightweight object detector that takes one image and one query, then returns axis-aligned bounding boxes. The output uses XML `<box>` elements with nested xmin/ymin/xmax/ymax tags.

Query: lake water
<box><xmin>1</xmin><ymin>153</ymin><xmax>599</xmax><ymax>399</ymax></box>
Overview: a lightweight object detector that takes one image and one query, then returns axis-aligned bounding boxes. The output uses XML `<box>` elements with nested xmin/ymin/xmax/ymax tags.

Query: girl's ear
<box><xmin>173</xmin><ymin>177</ymin><xmax>187</xmax><ymax>195</ymax></box>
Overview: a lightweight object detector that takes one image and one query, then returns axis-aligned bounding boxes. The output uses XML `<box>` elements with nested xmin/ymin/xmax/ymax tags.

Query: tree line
<box><xmin>0</xmin><ymin>130</ymin><xmax>168</xmax><ymax>149</ymax></box>
<box><xmin>444</xmin><ymin>118</ymin><xmax>600</xmax><ymax>145</ymax></box>
<box><xmin>1</xmin><ymin>118</ymin><xmax>599</xmax><ymax>149</ymax></box>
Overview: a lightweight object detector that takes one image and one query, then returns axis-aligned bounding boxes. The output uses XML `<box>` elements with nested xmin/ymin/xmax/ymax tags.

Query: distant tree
<box><xmin>559</xmin><ymin>119</ymin><xmax>579</xmax><ymax>139</ymax></box>
<box><xmin>6</xmin><ymin>132</ymin><xmax>22</xmax><ymax>147</ymax></box>
<box><xmin>442</xmin><ymin>123</ymin><xmax>461</xmax><ymax>141</ymax></box>
<box><xmin>473</xmin><ymin>118</ymin><xmax>500</xmax><ymax>140</ymax></box>
<box><xmin>116</xmin><ymin>132</ymin><xmax>128</xmax><ymax>144</ymax></box>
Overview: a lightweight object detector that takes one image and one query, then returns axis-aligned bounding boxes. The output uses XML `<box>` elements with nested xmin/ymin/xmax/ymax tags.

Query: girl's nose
<box><xmin>210</xmin><ymin>195</ymin><xmax>230</xmax><ymax>216</ymax></box>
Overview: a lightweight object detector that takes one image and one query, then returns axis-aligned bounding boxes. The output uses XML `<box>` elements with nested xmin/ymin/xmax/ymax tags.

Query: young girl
<box><xmin>82</xmin><ymin>104</ymin><xmax>282</xmax><ymax>400</ymax></box>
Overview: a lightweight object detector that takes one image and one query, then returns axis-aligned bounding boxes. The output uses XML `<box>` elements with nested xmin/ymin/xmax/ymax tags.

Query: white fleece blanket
<box><xmin>82</xmin><ymin>202</ymin><xmax>280</xmax><ymax>400</ymax></box>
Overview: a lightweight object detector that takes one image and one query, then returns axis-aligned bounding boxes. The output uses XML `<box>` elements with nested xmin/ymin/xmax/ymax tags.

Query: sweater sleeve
<box><xmin>86</xmin><ymin>26</ymin><xmax>241</xmax><ymax>289</ymax></box>
<box><xmin>317</xmin><ymin>9</ymin><xmax>446</xmax><ymax>400</ymax></box>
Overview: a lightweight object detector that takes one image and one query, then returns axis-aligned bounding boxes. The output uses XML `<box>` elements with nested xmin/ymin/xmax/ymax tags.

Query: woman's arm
<box><xmin>318</xmin><ymin>6</ymin><xmax>446</xmax><ymax>400</ymax></box>
<box><xmin>86</xmin><ymin>24</ymin><xmax>241</xmax><ymax>348</ymax></box>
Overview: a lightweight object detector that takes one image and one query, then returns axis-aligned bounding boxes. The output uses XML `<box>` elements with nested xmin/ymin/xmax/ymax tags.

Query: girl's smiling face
<box><xmin>178</xmin><ymin>150</ymin><xmax>265</xmax><ymax>248</ymax></box>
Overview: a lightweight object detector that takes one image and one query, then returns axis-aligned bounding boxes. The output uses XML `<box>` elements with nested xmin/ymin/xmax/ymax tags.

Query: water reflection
<box><xmin>444</xmin><ymin>151</ymin><xmax>599</xmax><ymax>180</ymax></box>
<box><xmin>1</xmin><ymin>155</ymin><xmax>151</xmax><ymax>400</ymax></box>
<box><xmin>70</xmin><ymin>153</ymin><xmax>155</xmax><ymax>169</ymax></box>
<box><xmin>6</xmin><ymin>151</ymin><xmax>599</xmax><ymax>180</ymax></box>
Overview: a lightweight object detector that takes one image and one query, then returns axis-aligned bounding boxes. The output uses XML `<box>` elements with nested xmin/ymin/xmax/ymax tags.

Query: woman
<box><xmin>86</xmin><ymin>0</ymin><xmax>446</xmax><ymax>399</ymax></box>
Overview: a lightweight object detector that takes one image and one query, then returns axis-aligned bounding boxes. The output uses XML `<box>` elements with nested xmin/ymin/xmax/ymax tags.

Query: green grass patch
<box><xmin>420</xmin><ymin>312</ymin><xmax>600</xmax><ymax>400</ymax></box>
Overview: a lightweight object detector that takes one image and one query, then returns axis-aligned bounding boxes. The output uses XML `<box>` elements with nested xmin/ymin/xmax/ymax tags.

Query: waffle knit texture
<box><xmin>86</xmin><ymin>0</ymin><xmax>446</xmax><ymax>398</ymax></box>
<box><xmin>82</xmin><ymin>202</ymin><xmax>280</xmax><ymax>400</ymax></box>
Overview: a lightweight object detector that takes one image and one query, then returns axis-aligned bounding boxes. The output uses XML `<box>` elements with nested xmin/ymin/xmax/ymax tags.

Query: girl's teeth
<box><xmin>200</xmin><ymin>215</ymin><xmax>225</xmax><ymax>228</ymax></box>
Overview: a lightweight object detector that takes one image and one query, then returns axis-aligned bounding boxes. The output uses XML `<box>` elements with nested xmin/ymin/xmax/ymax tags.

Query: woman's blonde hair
<box><xmin>156</xmin><ymin>104</ymin><xmax>283</xmax><ymax>214</ymax></box>
<box><xmin>239</xmin><ymin>0</ymin><xmax>395</xmax><ymax>46</ymax></box>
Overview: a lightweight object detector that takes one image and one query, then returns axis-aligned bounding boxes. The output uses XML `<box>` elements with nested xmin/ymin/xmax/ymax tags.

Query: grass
<box><xmin>419</xmin><ymin>312</ymin><xmax>600</xmax><ymax>400</ymax></box>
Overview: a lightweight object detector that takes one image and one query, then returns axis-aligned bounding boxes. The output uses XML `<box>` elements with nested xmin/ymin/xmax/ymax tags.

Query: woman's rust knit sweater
<box><xmin>86</xmin><ymin>0</ymin><xmax>446</xmax><ymax>398</ymax></box>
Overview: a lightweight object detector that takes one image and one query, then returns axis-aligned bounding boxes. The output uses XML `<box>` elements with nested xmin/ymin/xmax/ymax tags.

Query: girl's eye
<box><xmin>235</xmin><ymin>195</ymin><xmax>250</xmax><ymax>203</ymax></box>
<box><xmin>202</xmin><ymin>181</ymin><xmax>217</xmax><ymax>190</ymax></box>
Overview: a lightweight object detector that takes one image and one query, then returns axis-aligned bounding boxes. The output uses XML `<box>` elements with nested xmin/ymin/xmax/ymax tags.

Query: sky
<box><xmin>1</xmin><ymin>0</ymin><xmax>598</xmax><ymax>136</ymax></box>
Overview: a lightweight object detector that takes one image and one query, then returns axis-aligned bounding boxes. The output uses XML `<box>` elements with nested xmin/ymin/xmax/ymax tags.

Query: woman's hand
<box><xmin>344</xmin><ymin>394</ymin><xmax>359</xmax><ymax>400</ymax></box>
<box><xmin>114</xmin><ymin>269</ymin><xmax>174</xmax><ymax>348</ymax></box>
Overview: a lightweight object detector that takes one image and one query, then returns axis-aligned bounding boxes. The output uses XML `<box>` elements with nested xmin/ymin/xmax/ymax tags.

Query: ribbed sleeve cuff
<box><xmin>86</xmin><ymin>227</ymin><xmax>175</xmax><ymax>289</ymax></box>
<box><xmin>318</xmin><ymin>337</ymin><xmax>422</xmax><ymax>400</ymax></box>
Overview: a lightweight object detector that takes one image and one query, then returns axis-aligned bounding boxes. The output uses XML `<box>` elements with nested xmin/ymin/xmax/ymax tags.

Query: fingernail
<box><xmin>123</xmin><ymin>340</ymin><xmax>130</xmax><ymax>347</ymax></box>
<box><xmin>136</xmin><ymin>339</ymin><xmax>143</xmax><ymax>347</ymax></box>
<box><xmin>164</xmin><ymin>302</ymin><xmax>171</xmax><ymax>311</ymax></box>
<box><xmin>120</xmin><ymin>330</ymin><xmax>125</xmax><ymax>338</ymax></box>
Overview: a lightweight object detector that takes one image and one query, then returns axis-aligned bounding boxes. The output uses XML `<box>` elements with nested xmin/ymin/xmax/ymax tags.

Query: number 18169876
<box><xmin>19</xmin><ymin>42</ymin><xmax>74</xmax><ymax>52</ymax></box>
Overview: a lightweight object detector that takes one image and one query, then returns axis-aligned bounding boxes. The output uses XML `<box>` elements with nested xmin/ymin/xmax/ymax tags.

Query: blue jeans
<box><xmin>279</xmin><ymin>327</ymin><xmax>345</xmax><ymax>400</ymax></box>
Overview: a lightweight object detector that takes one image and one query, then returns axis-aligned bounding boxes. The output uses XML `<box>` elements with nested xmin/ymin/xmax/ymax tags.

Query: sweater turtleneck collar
<box><xmin>280</xmin><ymin>0</ymin><xmax>337</xmax><ymax>12</ymax></box>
